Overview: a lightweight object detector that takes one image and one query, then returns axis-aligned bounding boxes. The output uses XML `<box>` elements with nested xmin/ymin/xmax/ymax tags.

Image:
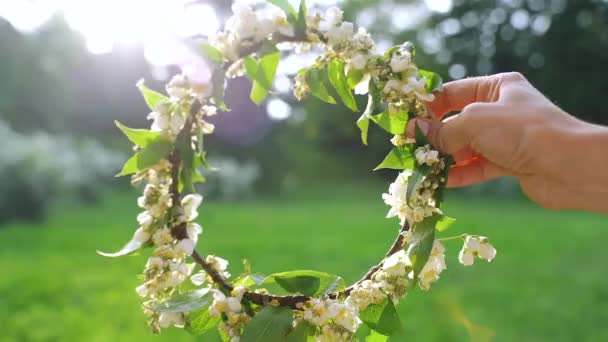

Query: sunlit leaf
<box><xmin>186</xmin><ymin>307</ymin><xmax>220</xmax><ymax>336</ymax></box>
<box><xmin>295</xmin><ymin>0</ymin><xmax>308</xmax><ymax>39</ymax></box>
<box><xmin>197</xmin><ymin>43</ymin><xmax>223</xmax><ymax>63</ymax></box>
<box><xmin>369</xmin><ymin>111</ymin><xmax>409</xmax><ymax>135</ymax></box>
<box><xmin>250</xmin><ymin>44</ymin><xmax>280</xmax><ymax>104</ymax></box>
<box><xmin>374</xmin><ymin>147</ymin><xmax>415</xmax><ymax>171</ymax></box>
<box><xmin>436</xmin><ymin>216</ymin><xmax>456</xmax><ymax>232</ymax></box>
<box><xmin>357</xmin><ymin>114</ymin><xmax>370</xmax><ymax>145</ymax></box>
<box><xmin>116</xmin><ymin>138</ymin><xmax>173</xmax><ymax>177</ymax></box>
<box><xmin>360</xmin><ymin>298</ymin><xmax>402</xmax><ymax>336</ymax></box>
<box><xmin>265</xmin><ymin>270</ymin><xmax>345</xmax><ymax>296</ymax></box>
<box><xmin>241</xmin><ymin>306</ymin><xmax>294</xmax><ymax>342</ymax></box>
<box><xmin>307</xmin><ymin>68</ymin><xmax>336</xmax><ymax>104</ymax></box>
<box><xmin>136</xmin><ymin>79</ymin><xmax>169</xmax><ymax>111</ymax></box>
<box><xmin>155</xmin><ymin>288</ymin><xmax>213</xmax><ymax>313</ymax></box>
<box><xmin>285</xmin><ymin>320</ymin><xmax>314</xmax><ymax>342</ymax></box>
<box><xmin>328</xmin><ymin>59</ymin><xmax>358</xmax><ymax>111</ymax></box>
<box><xmin>418</xmin><ymin>69</ymin><xmax>443</xmax><ymax>93</ymax></box>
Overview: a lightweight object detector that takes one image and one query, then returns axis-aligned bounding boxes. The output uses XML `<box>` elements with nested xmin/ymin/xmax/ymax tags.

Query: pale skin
<box><xmin>406</xmin><ymin>72</ymin><xmax>608</xmax><ymax>214</ymax></box>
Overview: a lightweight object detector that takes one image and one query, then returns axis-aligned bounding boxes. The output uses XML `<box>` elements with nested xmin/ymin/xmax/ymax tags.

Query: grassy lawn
<box><xmin>1</xmin><ymin>184</ymin><xmax>607</xmax><ymax>341</ymax></box>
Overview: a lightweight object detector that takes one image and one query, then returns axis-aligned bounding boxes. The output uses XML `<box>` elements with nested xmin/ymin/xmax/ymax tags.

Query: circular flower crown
<box><xmin>99</xmin><ymin>1</ymin><xmax>496</xmax><ymax>341</ymax></box>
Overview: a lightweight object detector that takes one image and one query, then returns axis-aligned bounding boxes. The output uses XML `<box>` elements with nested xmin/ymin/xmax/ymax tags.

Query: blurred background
<box><xmin>1</xmin><ymin>0</ymin><xmax>607</xmax><ymax>341</ymax></box>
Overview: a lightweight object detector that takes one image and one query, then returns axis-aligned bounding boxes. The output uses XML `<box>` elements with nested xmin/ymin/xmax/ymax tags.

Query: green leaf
<box><xmin>295</xmin><ymin>0</ymin><xmax>308</xmax><ymax>39</ymax></box>
<box><xmin>360</xmin><ymin>298</ymin><xmax>402</xmax><ymax>336</ymax></box>
<box><xmin>436</xmin><ymin>216</ymin><xmax>456</xmax><ymax>232</ymax></box>
<box><xmin>328</xmin><ymin>59</ymin><xmax>358</xmax><ymax>111</ymax></box>
<box><xmin>363</xmin><ymin>78</ymin><xmax>382</xmax><ymax>116</ymax></box>
<box><xmin>405</xmin><ymin>164</ymin><xmax>431</xmax><ymax>203</ymax></box>
<box><xmin>243</xmin><ymin>56</ymin><xmax>259</xmax><ymax>80</ymax></box>
<box><xmin>418</xmin><ymin>69</ymin><xmax>443</xmax><ymax>93</ymax></box>
<box><xmin>186</xmin><ymin>307</ymin><xmax>220</xmax><ymax>335</ymax></box>
<box><xmin>116</xmin><ymin>138</ymin><xmax>173</xmax><ymax>177</ymax></box>
<box><xmin>154</xmin><ymin>288</ymin><xmax>212</xmax><ymax>313</ymax></box>
<box><xmin>136</xmin><ymin>79</ymin><xmax>169</xmax><ymax>111</ymax></box>
<box><xmin>250</xmin><ymin>44</ymin><xmax>280</xmax><ymax>104</ymax></box>
<box><xmin>414</xmin><ymin>120</ymin><xmax>431</xmax><ymax>147</ymax></box>
<box><xmin>267</xmin><ymin>0</ymin><xmax>297</xmax><ymax>22</ymax></box>
<box><xmin>366</xmin><ymin>330</ymin><xmax>389</xmax><ymax>342</ymax></box>
<box><xmin>197</xmin><ymin>43</ymin><xmax>223</xmax><ymax>63</ymax></box>
<box><xmin>177</xmin><ymin>133</ymin><xmax>195</xmax><ymax>193</ymax></box>
<box><xmin>115</xmin><ymin>121</ymin><xmax>161</xmax><ymax>148</ymax></box>
<box><xmin>408</xmin><ymin>214</ymin><xmax>441</xmax><ymax>278</ymax></box>
<box><xmin>240</xmin><ymin>306</ymin><xmax>294</xmax><ymax>342</ymax></box>
<box><xmin>285</xmin><ymin>320</ymin><xmax>313</xmax><ymax>342</ymax></box>
<box><xmin>369</xmin><ymin>111</ymin><xmax>409</xmax><ymax>135</ymax></box>
<box><xmin>307</xmin><ymin>68</ymin><xmax>336</xmax><ymax>104</ymax></box>
<box><xmin>96</xmin><ymin>238</ymin><xmax>145</xmax><ymax>257</ymax></box>
<box><xmin>234</xmin><ymin>273</ymin><xmax>268</xmax><ymax>287</ymax></box>
<box><xmin>211</xmin><ymin>69</ymin><xmax>229</xmax><ymax>111</ymax></box>
<box><xmin>267</xmin><ymin>270</ymin><xmax>345</xmax><ymax>296</ymax></box>
<box><xmin>374</xmin><ymin>147</ymin><xmax>415</xmax><ymax>171</ymax></box>
<box><xmin>356</xmin><ymin>114</ymin><xmax>370</xmax><ymax>145</ymax></box>
<box><xmin>347</xmin><ymin>68</ymin><xmax>365</xmax><ymax>89</ymax></box>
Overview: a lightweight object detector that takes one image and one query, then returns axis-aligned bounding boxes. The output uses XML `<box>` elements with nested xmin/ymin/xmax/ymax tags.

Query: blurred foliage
<box><xmin>0</xmin><ymin>0</ymin><xmax>607</xmax><ymax>197</ymax></box>
<box><xmin>0</xmin><ymin>120</ymin><xmax>124</xmax><ymax>224</ymax></box>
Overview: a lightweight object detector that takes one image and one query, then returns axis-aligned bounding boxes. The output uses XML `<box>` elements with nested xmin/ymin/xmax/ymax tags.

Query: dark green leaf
<box><xmin>285</xmin><ymin>320</ymin><xmax>313</xmax><ymax>342</ymax></box>
<box><xmin>267</xmin><ymin>0</ymin><xmax>297</xmax><ymax>22</ymax></box>
<box><xmin>115</xmin><ymin>121</ymin><xmax>161</xmax><ymax>148</ymax></box>
<box><xmin>408</xmin><ymin>214</ymin><xmax>440</xmax><ymax>278</ymax></box>
<box><xmin>250</xmin><ymin>44</ymin><xmax>280</xmax><ymax>104</ymax></box>
<box><xmin>374</xmin><ymin>147</ymin><xmax>415</xmax><ymax>171</ymax></box>
<box><xmin>197</xmin><ymin>43</ymin><xmax>223</xmax><ymax>63</ymax></box>
<box><xmin>414</xmin><ymin>121</ymin><xmax>431</xmax><ymax>147</ymax></box>
<box><xmin>307</xmin><ymin>68</ymin><xmax>336</xmax><ymax>104</ymax></box>
<box><xmin>405</xmin><ymin>164</ymin><xmax>431</xmax><ymax>203</ymax></box>
<box><xmin>240</xmin><ymin>306</ymin><xmax>294</xmax><ymax>342</ymax></box>
<box><xmin>267</xmin><ymin>270</ymin><xmax>345</xmax><ymax>296</ymax></box>
<box><xmin>369</xmin><ymin>111</ymin><xmax>409</xmax><ymax>135</ymax></box>
<box><xmin>360</xmin><ymin>298</ymin><xmax>402</xmax><ymax>336</ymax></box>
<box><xmin>96</xmin><ymin>238</ymin><xmax>145</xmax><ymax>257</ymax></box>
<box><xmin>136</xmin><ymin>79</ymin><xmax>169</xmax><ymax>111</ymax></box>
<box><xmin>356</xmin><ymin>114</ymin><xmax>370</xmax><ymax>145</ymax></box>
<box><xmin>186</xmin><ymin>307</ymin><xmax>220</xmax><ymax>335</ymax></box>
<box><xmin>295</xmin><ymin>0</ymin><xmax>308</xmax><ymax>39</ymax></box>
<box><xmin>436</xmin><ymin>216</ymin><xmax>456</xmax><ymax>232</ymax></box>
<box><xmin>154</xmin><ymin>288</ymin><xmax>212</xmax><ymax>313</ymax></box>
<box><xmin>328</xmin><ymin>59</ymin><xmax>358</xmax><ymax>111</ymax></box>
<box><xmin>418</xmin><ymin>70</ymin><xmax>443</xmax><ymax>93</ymax></box>
<box><xmin>177</xmin><ymin>133</ymin><xmax>195</xmax><ymax>193</ymax></box>
<box><xmin>116</xmin><ymin>137</ymin><xmax>173</xmax><ymax>177</ymax></box>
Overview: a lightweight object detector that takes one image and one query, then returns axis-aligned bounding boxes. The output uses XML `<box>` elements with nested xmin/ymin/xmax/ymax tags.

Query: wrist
<box><xmin>569</xmin><ymin>121</ymin><xmax>608</xmax><ymax>192</ymax></box>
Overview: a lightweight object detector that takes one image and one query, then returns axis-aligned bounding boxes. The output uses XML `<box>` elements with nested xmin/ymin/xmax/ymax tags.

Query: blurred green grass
<box><xmin>1</xmin><ymin>184</ymin><xmax>607</xmax><ymax>342</ymax></box>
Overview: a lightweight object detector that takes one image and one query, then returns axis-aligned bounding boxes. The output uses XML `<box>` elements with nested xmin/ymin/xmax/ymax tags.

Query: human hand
<box><xmin>407</xmin><ymin>72</ymin><xmax>608</xmax><ymax>213</ymax></box>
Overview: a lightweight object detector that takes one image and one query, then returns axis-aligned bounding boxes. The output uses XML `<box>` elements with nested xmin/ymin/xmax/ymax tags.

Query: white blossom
<box><xmin>186</xmin><ymin>222</ymin><xmax>203</xmax><ymax>243</ymax></box>
<box><xmin>402</xmin><ymin>76</ymin><xmax>435</xmax><ymax>102</ymax></box>
<box><xmin>382</xmin><ymin>250</ymin><xmax>411</xmax><ymax>277</ymax></box>
<box><xmin>133</xmin><ymin>227</ymin><xmax>150</xmax><ymax>244</ymax></box>
<box><xmin>349</xmin><ymin>53</ymin><xmax>367</xmax><ymax>70</ymax></box>
<box><xmin>390</xmin><ymin>52</ymin><xmax>412</xmax><ymax>73</ymax></box>
<box><xmin>175</xmin><ymin>239</ymin><xmax>195</xmax><ymax>256</ymax></box>
<box><xmin>158</xmin><ymin>312</ymin><xmax>185</xmax><ymax>328</ymax></box>
<box><xmin>459</xmin><ymin>236</ymin><xmax>496</xmax><ymax>265</ymax></box>
<box><xmin>181</xmin><ymin>194</ymin><xmax>203</xmax><ymax>222</ymax></box>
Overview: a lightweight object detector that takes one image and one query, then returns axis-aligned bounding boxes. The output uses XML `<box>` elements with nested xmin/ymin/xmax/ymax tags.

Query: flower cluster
<box><xmin>382</xmin><ymin>166</ymin><xmax>444</xmax><ymax>226</ymax></box>
<box><xmin>300</xmin><ymin>298</ymin><xmax>360</xmax><ymax>341</ymax></box>
<box><xmin>458</xmin><ymin>236</ymin><xmax>497</xmax><ymax>266</ymax></box>
<box><xmin>209</xmin><ymin>287</ymin><xmax>250</xmax><ymax>341</ymax></box>
<box><xmin>417</xmin><ymin>240</ymin><xmax>447</xmax><ymax>290</ymax></box>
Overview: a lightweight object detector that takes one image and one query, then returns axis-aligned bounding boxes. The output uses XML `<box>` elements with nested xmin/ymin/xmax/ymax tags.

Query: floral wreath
<box><xmin>100</xmin><ymin>1</ymin><xmax>497</xmax><ymax>341</ymax></box>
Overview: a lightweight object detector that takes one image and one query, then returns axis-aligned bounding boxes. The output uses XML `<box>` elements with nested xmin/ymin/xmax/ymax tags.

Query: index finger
<box><xmin>426</xmin><ymin>74</ymin><xmax>504</xmax><ymax>119</ymax></box>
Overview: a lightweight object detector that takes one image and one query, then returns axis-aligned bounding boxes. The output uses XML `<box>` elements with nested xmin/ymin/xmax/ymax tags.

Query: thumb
<box><xmin>406</xmin><ymin>116</ymin><xmax>471</xmax><ymax>155</ymax></box>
